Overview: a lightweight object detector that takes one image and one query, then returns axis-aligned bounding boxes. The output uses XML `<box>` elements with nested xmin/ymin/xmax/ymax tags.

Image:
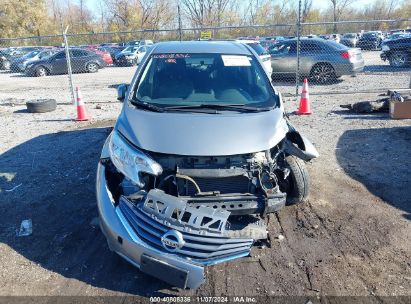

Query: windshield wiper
<box><xmin>130</xmin><ymin>100</ymin><xmax>165</xmax><ymax>112</ymax></box>
<box><xmin>164</xmin><ymin>104</ymin><xmax>272</xmax><ymax>113</ymax></box>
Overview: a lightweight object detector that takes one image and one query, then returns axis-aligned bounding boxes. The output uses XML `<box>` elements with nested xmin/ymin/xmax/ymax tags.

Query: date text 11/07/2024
<box><xmin>149</xmin><ymin>296</ymin><xmax>258</xmax><ymax>303</ymax></box>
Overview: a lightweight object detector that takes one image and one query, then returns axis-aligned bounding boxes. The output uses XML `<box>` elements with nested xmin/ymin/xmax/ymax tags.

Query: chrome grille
<box><xmin>118</xmin><ymin>197</ymin><xmax>253</xmax><ymax>264</ymax></box>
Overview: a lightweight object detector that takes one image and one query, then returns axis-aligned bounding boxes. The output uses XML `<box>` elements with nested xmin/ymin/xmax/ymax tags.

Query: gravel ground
<box><xmin>0</xmin><ymin>55</ymin><xmax>410</xmax><ymax>303</ymax></box>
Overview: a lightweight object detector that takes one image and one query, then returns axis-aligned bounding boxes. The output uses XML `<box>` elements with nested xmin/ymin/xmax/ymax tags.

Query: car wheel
<box><xmin>278</xmin><ymin>156</ymin><xmax>310</xmax><ymax>205</ymax></box>
<box><xmin>3</xmin><ymin>60</ymin><xmax>11</xmax><ymax>70</ymax></box>
<box><xmin>86</xmin><ymin>62</ymin><xmax>99</xmax><ymax>73</ymax></box>
<box><xmin>309</xmin><ymin>63</ymin><xmax>336</xmax><ymax>84</ymax></box>
<box><xmin>26</xmin><ymin>99</ymin><xmax>57</xmax><ymax>113</ymax></box>
<box><xmin>35</xmin><ymin>66</ymin><xmax>47</xmax><ymax>77</ymax></box>
<box><xmin>389</xmin><ymin>51</ymin><xmax>408</xmax><ymax>68</ymax></box>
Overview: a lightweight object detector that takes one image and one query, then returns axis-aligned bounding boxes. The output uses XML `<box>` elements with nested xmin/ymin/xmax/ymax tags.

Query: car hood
<box><xmin>116</xmin><ymin>106</ymin><xmax>289</xmax><ymax>156</ymax></box>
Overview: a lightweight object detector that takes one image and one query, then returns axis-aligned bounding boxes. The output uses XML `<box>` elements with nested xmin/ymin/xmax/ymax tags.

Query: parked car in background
<box><xmin>0</xmin><ymin>48</ymin><xmax>18</xmax><ymax>70</ymax></box>
<box><xmin>381</xmin><ymin>36</ymin><xmax>411</xmax><ymax>67</ymax></box>
<box><xmin>126</xmin><ymin>39</ymin><xmax>154</xmax><ymax>47</ymax></box>
<box><xmin>340</xmin><ymin>33</ymin><xmax>359</xmax><ymax>47</ymax></box>
<box><xmin>329</xmin><ymin>34</ymin><xmax>341</xmax><ymax>44</ymax></box>
<box><xmin>99</xmin><ymin>43</ymin><xmax>119</xmax><ymax>48</ymax></box>
<box><xmin>260</xmin><ymin>40</ymin><xmax>277</xmax><ymax>51</ymax></box>
<box><xmin>383</xmin><ymin>32</ymin><xmax>410</xmax><ymax>42</ymax></box>
<box><xmin>10</xmin><ymin>49</ymin><xmax>57</xmax><ymax>72</ymax></box>
<box><xmin>25</xmin><ymin>48</ymin><xmax>106</xmax><ymax>77</ymax></box>
<box><xmin>0</xmin><ymin>47</ymin><xmax>42</xmax><ymax>70</ymax></box>
<box><xmin>88</xmin><ymin>48</ymin><xmax>113</xmax><ymax>65</ymax></box>
<box><xmin>358</xmin><ymin>31</ymin><xmax>384</xmax><ymax>50</ymax></box>
<box><xmin>114</xmin><ymin>45</ymin><xmax>150</xmax><ymax>66</ymax></box>
<box><xmin>97</xmin><ymin>46</ymin><xmax>125</xmax><ymax>63</ymax></box>
<box><xmin>269</xmin><ymin>38</ymin><xmax>364</xmax><ymax>83</ymax></box>
<box><xmin>236</xmin><ymin>40</ymin><xmax>273</xmax><ymax>76</ymax></box>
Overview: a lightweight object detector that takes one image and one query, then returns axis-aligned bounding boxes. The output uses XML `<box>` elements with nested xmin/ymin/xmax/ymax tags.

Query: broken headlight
<box><xmin>108</xmin><ymin>130</ymin><xmax>162</xmax><ymax>187</ymax></box>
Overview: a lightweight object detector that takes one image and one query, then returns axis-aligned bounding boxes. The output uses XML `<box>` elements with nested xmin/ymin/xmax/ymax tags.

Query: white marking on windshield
<box><xmin>221</xmin><ymin>55</ymin><xmax>251</xmax><ymax>66</ymax></box>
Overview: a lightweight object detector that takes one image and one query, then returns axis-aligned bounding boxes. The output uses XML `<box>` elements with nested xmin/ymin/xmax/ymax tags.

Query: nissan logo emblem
<box><xmin>161</xmin><ymin>230</ymin><xmax>185</xmax><ymax>252</ymax></box>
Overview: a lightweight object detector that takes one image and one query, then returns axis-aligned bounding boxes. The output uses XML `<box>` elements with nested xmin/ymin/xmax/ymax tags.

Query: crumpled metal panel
<box><xmin>142</xmin><ymin>189</ymin><xmax>230</xmax><ymax>235</ymax></box>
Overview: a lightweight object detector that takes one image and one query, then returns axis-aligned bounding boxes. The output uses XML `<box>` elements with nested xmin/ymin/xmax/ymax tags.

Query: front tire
<box><xmin>86</xmin><ymin>62</ymin><xmax>99</xmax><ymax>73</ymax></box>
<box><xmin>280</xmin><ymin>156</ymin><xmax>310</xmax><ymax>205</ymax></box>
<box><xmin>35</xmin><ymin>66</ymin><xmax>47</xmax><ymax>77</ymax></box>
<box><xmin>389</xmin><ymin>51</ymin><xmax>408</xmax><ymax>67</ymax></box>
<box><xmin>3</xmin><ymin>60</ymin><xmax>11</xmax><ymax>70</ymax></box>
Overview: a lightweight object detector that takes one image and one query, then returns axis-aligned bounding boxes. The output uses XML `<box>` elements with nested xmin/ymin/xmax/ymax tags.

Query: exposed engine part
<box><xmin>148</xmin><ymin>148</ymin><xmax>288</xmax><ymax>215</ymax></box>
<box><xmin>175</xmin><ymin>173</ymin><xmax>201</xmax><ymax>194</ymax></box>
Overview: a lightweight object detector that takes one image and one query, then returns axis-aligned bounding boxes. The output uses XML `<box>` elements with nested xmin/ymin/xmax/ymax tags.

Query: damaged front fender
<box><xmin>284</xmin><ymin>123</ymin><xmax>319</xmax><ymax>161</ymax></box>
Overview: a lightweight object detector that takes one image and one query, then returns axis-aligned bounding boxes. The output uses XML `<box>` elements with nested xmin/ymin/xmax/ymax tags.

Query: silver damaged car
<box><xmin>96</xmin><ymin>41</ymin><xmax>319</xmax><ymax>289</ymax></box>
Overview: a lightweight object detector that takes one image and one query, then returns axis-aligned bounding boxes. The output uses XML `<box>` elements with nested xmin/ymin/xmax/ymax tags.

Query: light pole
<box><xmin>295</xmin><ymin>0</ymin><xmax>302</xmax><ymax>98</ymax></box>
<box><xmin>177</xmin><ymin>1</ymin><xmax>183</xmax><ymax>41</ymax></box>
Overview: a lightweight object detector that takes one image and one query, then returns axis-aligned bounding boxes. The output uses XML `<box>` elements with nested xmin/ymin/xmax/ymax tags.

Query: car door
<box><xmin>299</xmin><ymin>42</ymin><xmax>323</xmax><ymax>75</ymax></box>
<box><xmin>269</xmin><ymin>42</ymin><xmax>294</xmax><ymax>74</ymax></box>
<box><xmin>286</xmin><ymin>42</ymin><xmax>298</xmax><ymax>74</ymax></box>
<box><xmin>70</xmin><ymin>50</ymin><xmax>87</xmax><ymax>72</ymax></box>
<box><xmin>51</xmin><ymin>51</ymin><xmax>67</xmax><ymax>74</ymax></box>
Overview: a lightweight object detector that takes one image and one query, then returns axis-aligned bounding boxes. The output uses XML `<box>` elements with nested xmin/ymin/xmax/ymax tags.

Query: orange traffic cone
<box><xmin>297</xmin><ymin>78</ymin><xmax>312</xmax><ymax>115</ymax></box>
<box><xmin>75</xmin><ymin>86</ymin><xmax>91</xmax><ymax>121</ymax></box>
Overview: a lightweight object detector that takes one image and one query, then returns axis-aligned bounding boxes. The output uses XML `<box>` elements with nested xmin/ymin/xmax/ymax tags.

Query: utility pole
<box><xmin>60</xmin><ymin>13</ymin><xmax>76</xmax><ymax>105</ymax></box>
<box><xmin>295</xmin><ymin>0</ymin><xmax>302</xmax><ymax>98</ymax></box>
<box><xmin>177</xmin><ymin>1</ymin><xmax>183</xmax><ymax>41</ymax></box>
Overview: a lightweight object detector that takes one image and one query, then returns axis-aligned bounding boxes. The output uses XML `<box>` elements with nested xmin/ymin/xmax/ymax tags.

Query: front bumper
<box><xmin>115</xmin><ymin>57</ymin><xmax>135</xmax><ymax>66</ymax></box>
<box><xmin>97</xmin><ymin>162</ymin><xmax>210</xmax><ymax>289</ymax></box>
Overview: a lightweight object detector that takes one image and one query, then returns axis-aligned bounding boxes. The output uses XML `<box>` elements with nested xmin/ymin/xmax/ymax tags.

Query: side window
<box><xmin>269</xmin><ymin>44</ymin><xmax>290</xmax><ymax>55</ymax></box>
<box><xmin>54</xmin><ymin>52</ymin><xmax>66</xmax><ymax>59</ymax></box>
<box><xmin>289</xmin><ymin>43</ymin><xmax>297</xmax><ymax>54</ymax></box>
<box><xmin>71</xmin><ymin>50</ymin><xmax>88</xmax><ymax>57</ymax></box>
<box><xmin>301</xmin><ymin>43</ymin><xmax>322</xmax><ymax>53</ymax></box>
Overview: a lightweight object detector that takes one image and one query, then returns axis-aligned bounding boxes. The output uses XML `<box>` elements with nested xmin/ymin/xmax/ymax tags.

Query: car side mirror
<box><xmin>117</xmin><ymin>83</ymin><xmax>129</xmax><ymax>102</ymax></box>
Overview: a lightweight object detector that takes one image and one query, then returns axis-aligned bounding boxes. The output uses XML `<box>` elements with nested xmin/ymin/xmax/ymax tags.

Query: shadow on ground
<box><xmin>363</xmin><ymin>65</ymin><xmax>411</xmax><ymax>73</ymax></box>
<box><xmin>272</xmin><ymin>76</ymin><xmax>344</xmax><ymax>86</ymax></box>
<box><xmin>331</xmin><ymin>109</ymin><xmax>389</xmax><ymax>120</ymax></box>
<box><xmin>0</xmin><ymin>124</ymin><xmax>173</xmax><ymax>296</ymax></box>
<box><xmin>336</xmin><ymin>126</ymin><xmax>411</xmax><ymax>220</ymax></box>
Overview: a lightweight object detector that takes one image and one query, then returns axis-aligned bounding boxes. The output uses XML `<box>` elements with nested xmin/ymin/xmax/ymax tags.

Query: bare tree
<box><xmin>301</xmin><ymin>0</ymin><xmax>313</xmax><ymax>23</ymax></box>
<box><xmin>181</xmin><ymin>0</ymin><xmax>232</xmax><ymax>28</ymax></box>
<box><xmin>329</xmin><ymin>0</ymin><xmax>354</xmax><ymax>32</ymax></box>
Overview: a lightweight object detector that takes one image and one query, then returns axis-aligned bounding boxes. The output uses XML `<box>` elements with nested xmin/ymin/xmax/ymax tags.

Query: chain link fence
<box><xmin>1</xmin><ymin>19</ymin><xmax>410</xmax><ymax>107</ymax></box>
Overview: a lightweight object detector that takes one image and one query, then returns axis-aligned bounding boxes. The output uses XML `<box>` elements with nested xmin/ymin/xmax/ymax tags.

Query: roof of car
<box><xmin>152</xmin><ymin>41</ymin><xmax>251</xmax><ymax>55</ymax></box>
<box><xmin>280</xmin><ymin>37</ymin><xmax>326</xmax><ymax>43</ymax></box>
